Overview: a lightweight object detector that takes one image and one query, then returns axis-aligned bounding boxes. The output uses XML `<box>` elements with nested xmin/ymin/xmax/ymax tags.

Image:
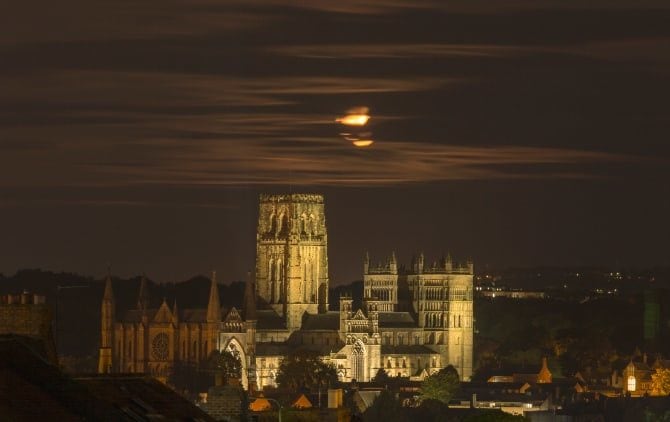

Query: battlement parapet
<box><xmin>404</xmin><ymin>265</ymin><xmax>473</xmax><ymax>275</ymax></box>
<box><xmin>259</xmin><ymin>193</ymin><xmax>324</xmax><ymax>204</ymax></box>
<box><xmin>1</xmin><ymin>292</ymin><xmax>47</xmax><ymax>305</ymax></box>
<box><xmin>258</xmin><ymin>234</ymin><xmax>326</xmax><ymax>242</ymax></box>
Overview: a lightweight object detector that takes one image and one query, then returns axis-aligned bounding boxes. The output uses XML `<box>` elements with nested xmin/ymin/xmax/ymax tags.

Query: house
<box><xmin>0</xmin><ymin>334</ymin><xmax>215</xmax><ymax>421</ymax></box>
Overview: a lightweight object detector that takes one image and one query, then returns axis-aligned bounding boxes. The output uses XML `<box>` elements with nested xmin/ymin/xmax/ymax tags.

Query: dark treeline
<box><xmin>478</xmin><ymin>265</ymin><xmax>670</xmax><ymax>291</ymax></box>
<box><xmin>0</xmin><ymin>269</ymin><xmax>246</xmax><ymax>361</ymax></box>
<box><xmin>474</xmin><ymin>293</ymin><xmax>670</xmax><ymax>379</ymax></box>
<box><xmin>2</xmin><ymin>269</ymin><xmax>669</xmax><ymax>378</ymax></box>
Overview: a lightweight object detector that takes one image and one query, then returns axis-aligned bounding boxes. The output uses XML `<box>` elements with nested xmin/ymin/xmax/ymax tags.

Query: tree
<box><xmin>275</xmin><ymin>349</ymin><xmax>337</xmax><ymax>393</ymax></box>
<box><xmin>363</xmin><ymin>389</ymin><xmax>406</xmax><ymax>422</ymax></box>
<box><xmin>420</xmin><ymin>365</ymin><xmax>460</xmax><ymax>404</ymax></box>
<box><xmin>414</xmin><ymin>399</ymin><xmax>451</xmax><ymax>422</ymax></box>
<box><xmin>652</xmin><ymin>368</ymin><xmax>670</xmax><ymax>396</ymax></box>
<box><xmin>373</xmin><ymin>368</ymin><xmax>390</xmax><ymax>384</ymax></box>
<box><xmin>204</xmin><ymin>349</ymin><xmax>242</xmax><ymax>385</ymax></box>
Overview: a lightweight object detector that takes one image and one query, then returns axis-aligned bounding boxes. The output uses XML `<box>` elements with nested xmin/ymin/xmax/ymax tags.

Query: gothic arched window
<box><xmin>351</xmin><ymin>341</ymin><xmax>365</xmax><ymax>381</ymax></box>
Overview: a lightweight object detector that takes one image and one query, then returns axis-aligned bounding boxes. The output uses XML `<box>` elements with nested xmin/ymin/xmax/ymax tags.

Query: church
<box><xmin>98</xmin><ymin>193</ymin><xmax>474</xmax><ymax>389</ymax></box>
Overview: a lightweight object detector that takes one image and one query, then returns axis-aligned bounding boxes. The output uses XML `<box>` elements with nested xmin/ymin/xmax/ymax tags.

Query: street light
<box><xmin>259</xmin><ymin>397</ymin><xmax>282</xmax><ymax>422</ymax></box>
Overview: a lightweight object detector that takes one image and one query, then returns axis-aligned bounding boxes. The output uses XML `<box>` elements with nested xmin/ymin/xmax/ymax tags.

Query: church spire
<box><xmin>102</xmin><ymin>271</ymin><xmax>115</xmax><ymax>306</ymax></box>
<box><xmin>98</xmin><ymin>270</ymin><xmax>115</xmax><ymax>374</ymax></box>
<box><xmin>137</xmin><ymin>274</ymin><xmax>149</xmax><ymax>312</ymax></box>
<box><xmin>243</xmin><ymin>271</ymin><xmax>257</xmax><ymax>321</ymax></box>
<box><xmin>172</xmin><ymin>298</ymin><xmax>179</xmax><ymax>324</ymax></box>
<box><xmin>206</xmin><ymin>270</ymin><xmax>221</xmax><ymax>322</ymax></box>
<box><xmin>389</xmin><ymin>251</ymin><xmax>397</xmax><ymax>274</ymax></box>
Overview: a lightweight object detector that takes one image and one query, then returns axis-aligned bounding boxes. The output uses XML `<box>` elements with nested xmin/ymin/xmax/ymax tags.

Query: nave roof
<box><xmin>378</xmin><ymin>312</ymin><xmax>416</xmax><ymax>328</ymax></box>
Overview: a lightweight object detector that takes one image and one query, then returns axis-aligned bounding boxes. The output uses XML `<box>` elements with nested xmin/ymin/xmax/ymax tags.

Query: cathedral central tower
<box><xmin>255</xmin><ymin>194</ymin><xmax>329</xmax><ymax>330</ymax></box>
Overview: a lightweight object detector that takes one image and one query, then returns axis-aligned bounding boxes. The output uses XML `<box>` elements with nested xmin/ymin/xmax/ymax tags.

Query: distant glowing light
<box><xmin>336</xmin><ymin>114</ymin><xmax>370</xmax><ymax>126</ymax></box>
<box><xmin>352</xmin><ymin>140</ymin><xmax>374</xmax><ymax>147</ymax></box>
<box><xmin>336</xmin><ymin>107</ymin><xmax>373</xmax><ymax>146</ymax></box>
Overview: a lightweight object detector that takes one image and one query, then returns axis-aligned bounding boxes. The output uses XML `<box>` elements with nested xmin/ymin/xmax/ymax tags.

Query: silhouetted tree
<box><xmin>420</xmin><ymin>365</ymin><xmax>460</xmax><ymax>404</ymax></box>
<box><xmin>363</xmin><ymin>389</ymin><xmax>405</xmax><ymax>422</ymax></box>
<box><xmin>275</xmin><ymin>349</ymin><xmax>337</xmax><ymax>393</ymax></box>
<box><xmin>204</xmin><ymin>350</ymin><xmax>242</xmax><ymax>385</ymax></box>
<box><xmin>373</xmin><ymin>368</ymin><xmax>390</xmax><ymax>384</ymax></box>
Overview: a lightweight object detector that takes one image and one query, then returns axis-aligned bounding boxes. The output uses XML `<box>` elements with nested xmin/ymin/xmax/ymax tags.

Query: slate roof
<box><xmin>0</xmin><ymin>335</ymin><xmax>123</xmax><ymax>421</ymax></box>
<box><xmin>76</xmin><ymin>375</ymin><xmax>215</xmax><ymax>421</ymax></box>
<box><xmin>464</xmin><ymin>381</ymin><xmax>529</xmax><ymax>391</ymax></box>
<box><xmin>378</xmin><ymin>312</ymin><xmax>416</xmax><ymax>328</ymax></box>
<box><xmin>181</xmin><ymin>309</ymin><xmax>207</xmax><ymax>323</ymax></box>
<box><xmin>301</xmin><ymin>312</ymin><xmax>340</xmax><ymax>331</ymax></box>
<box><xmin>257</xmin><ymin>310</ymin><xmax>286</xmax><ymax>329</ymax></box>
<box><xmin>381</xmin><ymin>345</ymin><xmax>439</xmax><ymax>355</ymax></box>
<box><xmin>256</xmin><ymin>342</ymin><xmax>292</xmax><ymax>357</ymax></box>
<box><xmin>352</xmin><ymin>390</ymin><xmax>381</xmax><ymax>413</ymax></box>
<box><xmin>121</xmin><ymin>309</ymin><xmax>157</xmax><ymax>323</ymax></box>
<box><xmin>630</xmin><ymin>361</ymin><xmax>652</xmax><ymax>371</ymax></box>
<box><xmin>0</xmin><ymin>335</ymin><xmax>215</xmax><ymax>421</ymax></box>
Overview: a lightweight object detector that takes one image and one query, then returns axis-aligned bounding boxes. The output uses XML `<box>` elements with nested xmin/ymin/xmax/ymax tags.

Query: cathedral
<box><xmin>98</xmin><ymin>193</ymin><xmax>474</xmax><ymax>389</ymax></box>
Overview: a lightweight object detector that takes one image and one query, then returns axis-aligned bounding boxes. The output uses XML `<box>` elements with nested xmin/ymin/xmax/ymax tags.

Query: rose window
<box><xmin>151</xmin><ymin>333</ymin><xmax>169</xmax><ymax>360</ymax></box>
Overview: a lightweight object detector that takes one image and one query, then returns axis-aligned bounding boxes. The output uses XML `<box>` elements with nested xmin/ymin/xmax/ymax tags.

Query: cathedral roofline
<box><xmin>259</xmin><ymin>193</ymin><xmax>323</xmax><ymax>204</ymax></box>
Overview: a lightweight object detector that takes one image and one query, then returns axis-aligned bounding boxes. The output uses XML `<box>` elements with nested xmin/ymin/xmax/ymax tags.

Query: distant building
<box><xmin>484</xmin><ymin>357</ymin><xmax>553</xmax><ymax>384</ymax></box>
<box><xmin>97</xmin><ymin>270</ymin><xmax>227</xmax><ymax>384</ymax></box>
<box><xmin>620</xmin><ymin>354</ymin><xmax>670</xmax><ymax>396</ymax></box>
<box><xmin>0</xmin><ymin>292</ymin><xmax>56</xmax><ymax>363</ymax></box>
<box><xmin>99</xmin><ymin>193</ymin><xmax>475</xmax><ymax>389</ymax></box>
<box><xmin>478</xmin><ymin>290</ymin><xmax>546</xmax><ymax>299</ymax></box>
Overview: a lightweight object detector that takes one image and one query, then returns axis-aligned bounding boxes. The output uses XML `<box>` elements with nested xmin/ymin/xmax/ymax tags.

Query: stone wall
<box><xmin>0</xmin><ymin>294</ymin><xmax>56</xmax><ymax>362</ymax></box>
<box><xmin>202</xmin><ymin>384</ymin><xmax>245</xmax><ymax>421</ymax></box>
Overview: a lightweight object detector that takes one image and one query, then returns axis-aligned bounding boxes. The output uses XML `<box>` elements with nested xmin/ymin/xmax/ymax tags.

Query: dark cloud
<box><xmin>1</xmin><ymin>0</ymin><xmax>669</xmax><ymax>280</ymax></box>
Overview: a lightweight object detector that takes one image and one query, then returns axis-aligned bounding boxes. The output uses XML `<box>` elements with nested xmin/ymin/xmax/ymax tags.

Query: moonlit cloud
<box><xmin>37</xmin><ymin>137</ymin><xmax>635</xmax><ymax>189</ymax></box>
<box><xmin>1</xmin><ymin>0</ymin><xmax>670</xmax><ymax>281</ymax></box>
<box><xmin>1</xmin><ymin>1</ymin><xmax>669</xmax><ymax>200</ymax></box>
<box><xmin>271</xmin><ymin>44</ymin><xmax>529</xmax><ymax>59</ymax></box>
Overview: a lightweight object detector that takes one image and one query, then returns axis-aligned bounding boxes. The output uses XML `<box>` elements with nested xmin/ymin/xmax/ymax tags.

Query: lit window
<box><xmin>627</xmin><ymin>375</ymin><xmax>636</xmax><ymax>392</ymax></box>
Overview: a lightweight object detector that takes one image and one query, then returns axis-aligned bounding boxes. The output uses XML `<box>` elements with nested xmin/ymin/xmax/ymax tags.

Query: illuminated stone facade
<box><xmin>97</xmin><ymin>272</ymin><xmax>226</xmax><ymax>385</ymax></box>
<box><xmin>255</xmin><ymin>194</ymin><xmax>329</xmax><ymax>329</ymax></box>
<box><xmin>99</xmin><ymin>193</ymin><xmax>474</xmax><ymax>389</ymax></box>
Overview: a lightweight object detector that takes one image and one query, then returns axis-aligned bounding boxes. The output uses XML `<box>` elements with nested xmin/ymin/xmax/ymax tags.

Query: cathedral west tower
<box><xmin>255</xmin><ymin>194</ymin><xmax>329</xmax><ymax>330</ymax></box>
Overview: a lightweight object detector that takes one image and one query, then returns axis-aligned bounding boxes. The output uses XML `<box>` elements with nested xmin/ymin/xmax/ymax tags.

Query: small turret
<box><xmin>243</xmin><ymin>271</ymin><xmax>258</xmax><ymax>392</ymax></box>
<box><xmin>538</xmin><ymin>357</ymin><xmax>552</xmax><ymax>383</ymax></box>
<box><xmin>445</xmin><ymin>253</ymin><xmax>453</xmax><ymax>272</ymax></box>
<box><xmin>363</xmin><ymin>251</ymin><xmax>370</xmax><ymax>274</ymax></box>
<box><xmin>339</xmin><ymin>294</ymin><xmax>353</xmax><ymax>335</ymax></box>
<box><xmin>243</xmin><ymin>271</ymin><xmax>257</xmax><ymax>321</ymax></box>
<box><xmin>172</xmin><ymin>299</ymin><xmax>179</xmax><ymax>324</ymax></box>
<box><xmin>206</xmin><ymin>271</ymin><xmax>222</xmax><ymax>322</ymax></box>
<box><xmin>369</xmin><ymin>306</ymin><xmax>379</xmax><ymax>334</ymax></box>
<box><xmin>389</xmin><ymin>251</ymin><xmax>397</xmax><ymax>274</ymax></box>
<box><xmin>414</xmin><ymin>252</ymin><xmax>424</xmax><ymax>274</ymax></box>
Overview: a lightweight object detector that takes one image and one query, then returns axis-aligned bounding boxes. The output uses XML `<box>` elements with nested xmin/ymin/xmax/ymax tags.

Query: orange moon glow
<box><xmin>352</xmin><ymin>139</ymin><xmax>374</xmax><ymax>147</ymax></box>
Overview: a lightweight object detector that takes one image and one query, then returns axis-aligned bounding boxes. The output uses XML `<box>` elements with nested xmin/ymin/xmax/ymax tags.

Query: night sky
<box><xmin>2</xmin><ymin>1</ymin><xmax>669</xmax><ymax>284</ymax></box>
